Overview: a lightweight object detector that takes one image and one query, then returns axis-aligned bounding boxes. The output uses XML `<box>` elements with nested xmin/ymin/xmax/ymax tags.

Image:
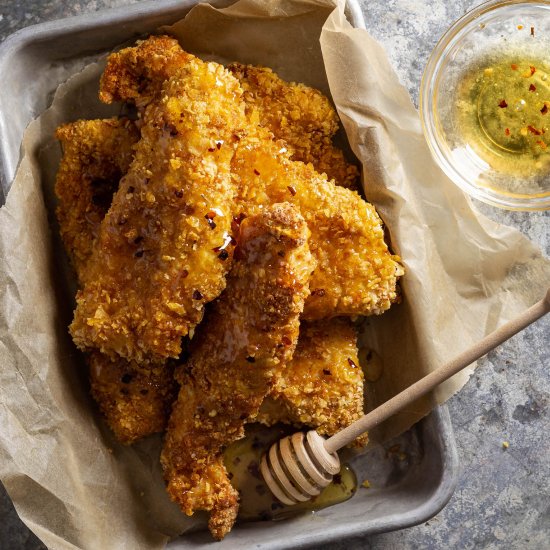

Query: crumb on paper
<box><xmin>361</xmin><ymin>479</ymin><xmax>370</xmax><ymax>489</ymax></box>
<box><xmin>502</xmin><ymin>441</ymin><xmax>510</xmax><ymax>449</ymax></box>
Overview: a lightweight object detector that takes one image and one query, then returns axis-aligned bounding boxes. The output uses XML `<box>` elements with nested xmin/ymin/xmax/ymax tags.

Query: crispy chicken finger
<box><xmin>232</xmin><ymin>127</ymin><xmax>403</xmax><ymax>320</ymax></box>
<box><xmin>55</xmin><ymin>118</ymin><xmax>139</xmax><ymax>280</ymax></box>
<box><xmin>70</xmin><ymin>56</ymin><xmax>248</xmax><ymax>362</ymax></box>
<box><xmin>256</xmin><ymin>318</ymin><xmax>367</xmax><ymax>446</ymax></box>
<box><xmin>55</xmin><ymin>119</ymin><xmax>177</xmax><ymax>443</ymax></box>
<box><xmin>227</xmin><ymin>63</ymin><xmax>360</xmax><ymax>188</ymax></box>
<box><xmin>161</xmin><ymin>203</ymin><xmax>314</xmax><ymax>539</ymax></box>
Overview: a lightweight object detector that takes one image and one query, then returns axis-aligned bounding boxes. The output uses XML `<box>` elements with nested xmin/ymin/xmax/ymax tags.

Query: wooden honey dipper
<box><xmin>261</xmin><ymin>289</ymin><xmax>550</xmax><ymax>505</ymax></box>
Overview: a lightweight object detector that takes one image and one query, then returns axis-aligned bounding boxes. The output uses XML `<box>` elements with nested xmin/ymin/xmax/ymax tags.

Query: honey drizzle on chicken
<box><xmin>161</xmin><ymin>203</ymin><xmax>314</xmax><ymax>539</ymax></box>
<box><xmin>70</xmin><ymin>54</ymin><xmax>248</xmax><ymax>362</ymax></box>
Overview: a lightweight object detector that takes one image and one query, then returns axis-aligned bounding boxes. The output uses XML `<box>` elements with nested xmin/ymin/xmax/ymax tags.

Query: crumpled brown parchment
<box><xmin>0</xmin><ymin>1</ymin><xmax>548</xmax><ymax>549</ymax></box>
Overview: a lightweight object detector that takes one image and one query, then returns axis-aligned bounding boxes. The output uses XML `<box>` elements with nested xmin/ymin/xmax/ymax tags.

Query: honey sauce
<box><xmin>223</xmin><ymin>423</ymin><xmax>357</xmax><ymax>522</ymax></box>
<box><xmin>455</xmin><ymin>56</ymin><xmax>550</xmax><ymax>176</ymax></box>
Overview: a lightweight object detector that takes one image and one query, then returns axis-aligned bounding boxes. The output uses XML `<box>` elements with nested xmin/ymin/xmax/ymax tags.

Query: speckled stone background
<box><xmin>0</xmin><ymin>1</ymin><xmax>548</xmax><ymax>549</ymax></box>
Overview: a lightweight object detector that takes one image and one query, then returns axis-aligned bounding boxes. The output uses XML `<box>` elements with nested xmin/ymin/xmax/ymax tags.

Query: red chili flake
<box><xmin>247</xmin><ymin>462</ymin><xmax>261</xmax><ymax>479</ymax></box>
<box><xmin>347</xmin><ymin>358</ymin><xmax>358</xmax><ymax>368</ymax></box>
<box><xmin>528</xmin><ymin>125</ymin><xmax>542</xmax><ymax>135</ymax></box>
<box><xmin>192</xmin><ymin>290</ymin><xmax>203</xmax><ymax>300</ymax></box>
<box><xmin>529</xmin><ymin>83</ymin><xmax>537</xmax><ymax>92</ymax></box>
<box><xmin>218</xmin><ymin>250</ymin><xmax>229</xmax><ymax>261</ymax></box>
<box><xmin>498</xmin><ymin>99</ymin><xmax>508</xmax><ymax>108</ymax></box>
<box><xmin>253</xmin><ymin>169</ymin><xmax>260</xmax><ymax>176</ymax></box>
<box><xmin>541</xmin><ymin>104</ymin><xmax>549</xmax><ymax>115</ymax></box>
<box><xmin>287</xmin><ymin>185</ymin><xmax>297</xmax><ymax>196</ymax></box>
<box><xmin>531</xmin><ymin>26</ymin><xmax>535</xmax><ymax>37</ymax></box>
<box><xmin>537</xmin><ymin>140</ymin><xmax>547</xmax><ymax>149</ymax></box>
<box><xmin>181</xmin><ymin>269</ymin><xmax>189</xmax><ymax>279</ymax></box>
<box><xmin>505</xmin><ymin>128</ymin><xmax>511</xmax><ymax>136</ymax></box>
<box><xmin>205</xmin><ymin>211</ymin><xmax>216</xmax><ymax>219</ymax></box>
<box><xmin>174</xmin><ymin>189</ymin><xmax>183</xmax><ymax>198</ymax></box>
<box><xmin>282</xmin><ymin>336</ymin><xmax>292</xmax><ymax>346</ymax></box>
<box><xmin>205</xmin><ymin>215</ymin><xmax>216</xmax><ymax>230</ymax></box>
<box><xmin>216</xmin><ymin>141</ymin><xmax>222</xmax><ymax>150</ymax></box>
<box><xmin>530</xmin><ymin>65</ymin><xmax>536</xmax><ymax>75</ymax></box>
<box><xmin>208</xmin><ymin>147</ymin><xmax>215</xmax><ymax>152</ymax></box>
<box><xmin>511</xmin><ymin>64</ymin><xmax>518</xmax><ymax>70</ymax></box>
<box><xmin>323</xmin><ymin>369</ymin><xmax>332</xmax><ymax>376</ymax></box>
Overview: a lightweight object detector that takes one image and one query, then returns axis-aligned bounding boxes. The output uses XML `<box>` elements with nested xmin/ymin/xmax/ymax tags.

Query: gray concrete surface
<box><xmin>0</xmin><ymin>1</ymin><xmax>548</xmax><ymax>549</ymax></box>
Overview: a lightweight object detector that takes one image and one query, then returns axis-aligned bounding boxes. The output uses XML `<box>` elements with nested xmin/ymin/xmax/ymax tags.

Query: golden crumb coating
<box><xmin>228</xmin><ymin>63</ymin><xmax>360</xmax><ymax>188</ymax></box>
<box><xmin>232</xmin><ymin>127</ymin><xmax>403</xmax><ymax>320</ymax></box>
<box><xmin>55</xmin><ymin>118</ymin><xmax>139</xmax><ymax>280</ymax></box>
<box><xmin>99</xmin><ymin>37</ymin><xmax>358</xmax><ymax>189</ymax></box>
<box><xmin>256</xmin><ymin>318</ymin><xmax>367</xmax><ymax>446</ymax></box>
<box><xmin>161</xmin><ymin>203</ymin><xmax>314</xmax><ymax>540</ymax></box>
<box><xmin>96</xmin><ymin>36</ymin><xmax>402</xmax><ymax>321</ymax></box>
<box><xmin>55</xmin><ymin>118</ymin><xmax>179</xmax><ymax>443</ymax></box>
<box><xmin>88</xmin><ymin>352</ymin><xmax>177</xmax><ymax>444</ymax></box>
<box><xmin>70</xmin><ymin>56</ymin><xmax>248</xmax><ymax>362</ymax></box>
<box><xmin>99</xmin><ymin>35</ymin><xmax>194</xmax><ymax>107</ymax></box>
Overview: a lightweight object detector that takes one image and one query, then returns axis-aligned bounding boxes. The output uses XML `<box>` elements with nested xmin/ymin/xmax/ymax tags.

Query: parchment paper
<box><xmin>0</xmin><ymin>1</ymin><xmax>548</xmax><ymax>549</ymax></box>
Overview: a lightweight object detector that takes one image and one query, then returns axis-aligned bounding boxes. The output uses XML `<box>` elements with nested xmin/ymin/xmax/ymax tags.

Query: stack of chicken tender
<box><xmin>54</xmin><ymin>36</ymin><xmax>403</xmax><ymax>540</ymax></box>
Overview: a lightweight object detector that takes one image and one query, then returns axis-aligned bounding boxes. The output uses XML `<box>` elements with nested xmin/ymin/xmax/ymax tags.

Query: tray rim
<box><xmin>0</xmin><ymin>0</ymin><xmax>459</xmax><ymax>547</ymax></box>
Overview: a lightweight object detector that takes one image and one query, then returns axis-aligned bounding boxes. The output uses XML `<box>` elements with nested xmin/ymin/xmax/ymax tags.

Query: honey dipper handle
<box><xmin>324</xmin><ymin>288</ymin><xmax>550</xmax><ymax>454</ymax></box>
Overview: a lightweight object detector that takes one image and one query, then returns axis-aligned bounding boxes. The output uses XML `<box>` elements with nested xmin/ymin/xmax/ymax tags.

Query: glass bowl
<box><xmin>420</xmin><ymin>0</ymin><xmax>550</xmax><ymax>210</ymax></box>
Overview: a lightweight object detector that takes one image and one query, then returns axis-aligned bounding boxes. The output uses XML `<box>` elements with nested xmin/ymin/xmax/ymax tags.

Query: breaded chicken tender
<box><xmin>161</xmin><ymin>203</ymin><xmax>314</xmax><ymax>540</ymax></box>
<box><xmin>227</xmin><ymin>63</ymin><xmax>360</xmax><ymax>188</ymax></box>
<box><xmin>55</xmin><ymin>119</ymin><xmax>177</xmax><ymax>443</ymax></box>
<box><xmin>256</xmin><ymin>319</ymin><xmax>367</xmax><ymax>446</ymax></box>
<box><xmin>232</xmin><ymin>127</ymin><xmax>403</xmax><ymax>320</ymax></box>
<box><xmin>70</xmin><ymin>56</ymin><xmax>248</xmax><ymax>362</ymax></box>
<box><xmin>88</xmin><ymin>352</ymin><xmax>177</xmax><ymax>444</ymax></box>
<box><xmin>55</xmin><ymin>118</ymin><xmax>139</xmax><ymax>279</ymax></box>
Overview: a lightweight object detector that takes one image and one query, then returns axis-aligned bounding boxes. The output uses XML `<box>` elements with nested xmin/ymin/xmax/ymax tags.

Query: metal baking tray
<box><xmin>0</xmin><ymin>1</ymin><xmax>459</xmax><ymax>548</ymax></box>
